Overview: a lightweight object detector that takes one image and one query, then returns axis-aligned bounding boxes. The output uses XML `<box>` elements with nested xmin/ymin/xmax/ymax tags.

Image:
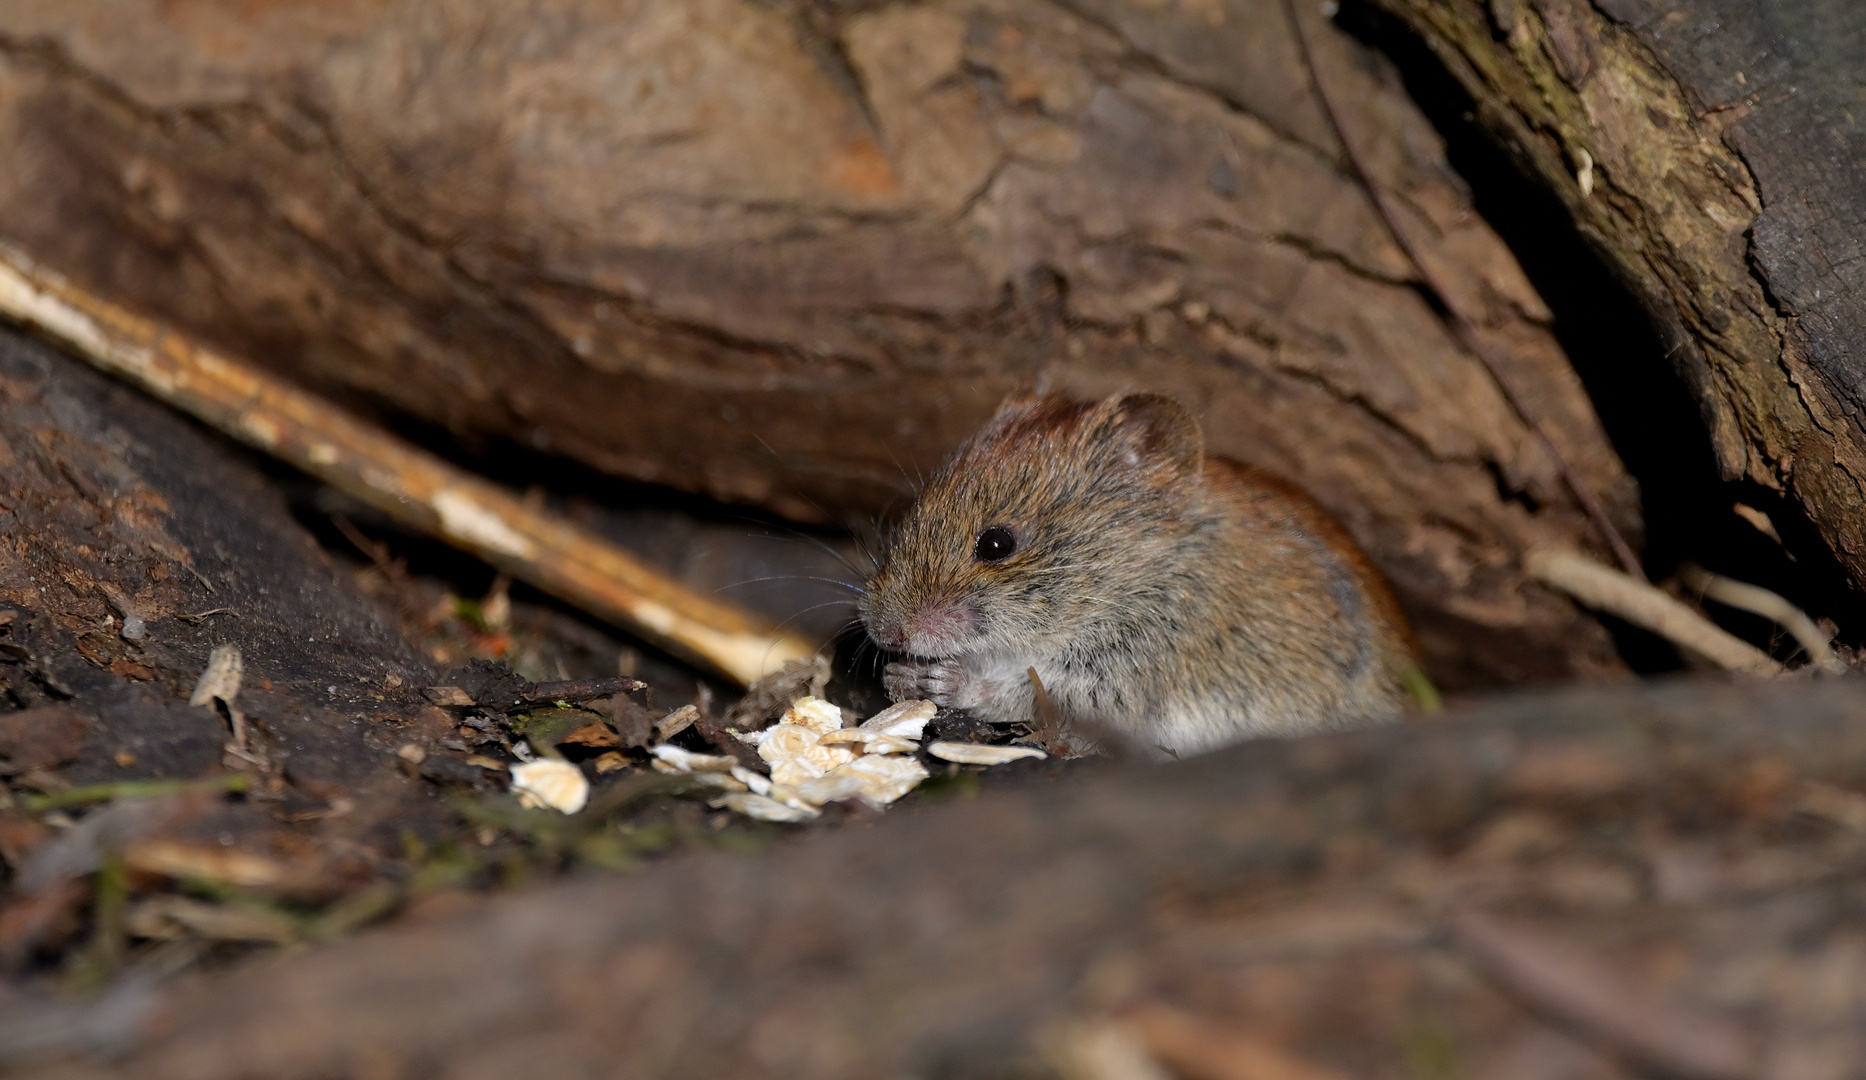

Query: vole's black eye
<box><xmin>974</xmin><ymin>525</ymin><xmax>1017</xmax><ymax>562</ymax></box>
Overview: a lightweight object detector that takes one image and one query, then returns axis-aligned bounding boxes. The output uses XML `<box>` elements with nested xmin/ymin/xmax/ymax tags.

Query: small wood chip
<box><xmin>656</xmin><ymin>704</ymin><xmax>700</xmax><ymax>740</ymax></box>
<box><xmin>189</xmin><ymin>644</ymin><xmax>243</xmax><ymax>707</ymax></box>
<box><xmin>422</xmin><ymin>686</ymin><xmax>476</xmax><ymax>707</ymax></box>
<box><xmin>123</xmin><ymin>839</ymin><xmax>289</xmax><ymax>889</ymax></box>
<box><xmin>559</xmin><ymin>722</ymin><xmax>621</xmax><ymax>748</ymax></box>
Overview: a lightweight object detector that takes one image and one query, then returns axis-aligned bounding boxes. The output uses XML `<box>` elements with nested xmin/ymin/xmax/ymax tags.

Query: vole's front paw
<box><xmin>883</xmin><ymin>659</ymin><xmax>978</xmax><ymax>709</ymax></box>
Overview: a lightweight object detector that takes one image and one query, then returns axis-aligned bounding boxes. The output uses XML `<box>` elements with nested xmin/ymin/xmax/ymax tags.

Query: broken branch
<box><xmin>0</xmin><ymin>244</ymin><xmax>815</xmax><ymax>686</ymax></box>
<box><xmin>1525</xmin><ymin>548</ymin><xmax>1781</xmax><ymax>677</ymax></box>
<box><xmin>1677</xmin><ymin>563</ymin><xmax>1846</xmax><ymax>675</ymax></box>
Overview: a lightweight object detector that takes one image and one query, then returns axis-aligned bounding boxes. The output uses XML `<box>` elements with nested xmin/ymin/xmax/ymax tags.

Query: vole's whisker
<box><xmin>886</xmin><ymin>446</ymin><xmax>926</xmax><ymax>493</ymax></box>
<box><xmin>719</xmin><ymin>574</ymin><xmax>867</xmax><ymax>596</ymax></box>
<box><xmin>757</xmin><ymin>531</ymin><xmax>872</xmax><ymax>580</ymax></box>
<box><xmin>846</xmin><ymin>529</ymin><xmax>883</xmax><ymax>575</ymax></box>
<box><xmin>763</xmin><ymin>600</ymin><xmax>864</xmax><ymax>653</ymax></box>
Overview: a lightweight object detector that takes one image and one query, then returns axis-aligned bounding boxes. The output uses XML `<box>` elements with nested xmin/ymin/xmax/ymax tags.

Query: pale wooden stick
<box><xmin>1677</xmin><ymin>564</ymin><xmax>1846</xmax><ymax>675</ymax></box>
<box><xmin>1525</xmin><ymin>548</ymin><xmax>1781</xmax><ymax>677</ymax></box>
<box><xmin>0</xmin><ymin>244</ymin><xmax>815</xmax><ymax>686</ymax></box>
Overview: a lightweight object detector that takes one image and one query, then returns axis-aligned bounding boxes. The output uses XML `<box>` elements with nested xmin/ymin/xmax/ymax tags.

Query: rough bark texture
<box><xmin>1367</xmin><ymin>0</ymin><xmax>1866</xmax><ymax>592</ymax></box>
<box><xmin>12</xmin><ymin>674</ymin><xmax>1866</xmax><ymax>1079</ymax></box>
<box><xmin>0</xmin><ymin>325</ymin><xmax>446</xmax><ymax>886</ymax></box>
<box><xmin>0</xmin><ymin>0</ymin><xmax>1641</xmax><ymax>689</ymax></box>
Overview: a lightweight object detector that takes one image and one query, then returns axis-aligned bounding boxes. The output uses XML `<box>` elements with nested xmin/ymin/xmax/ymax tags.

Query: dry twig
<box><xmin>1525</xmin><ymin>548</ymin><xmax>1781</xmax><ymax>677</ymax></box>
<box><xmin>0</xmin><ymin>244</ymin><xmax>814</xmax><ymax>685</ymax></box>
<box><xmin>1678</xmin><ymin>563</ymin><xmax>1846</xmax><ymax>674</ymax></box>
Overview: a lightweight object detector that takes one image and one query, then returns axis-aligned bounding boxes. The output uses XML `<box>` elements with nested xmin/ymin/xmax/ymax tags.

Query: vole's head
<box><xmin>860</xmin><ymin>391</ymin><xmax>1205</xmax><ymax>661</ymax></box>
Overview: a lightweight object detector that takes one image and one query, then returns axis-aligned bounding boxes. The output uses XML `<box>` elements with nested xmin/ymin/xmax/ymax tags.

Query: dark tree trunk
<box><xmin>0</xmin><ymin>327</ymin><xmax>446</xmax><ymax>896</ymax></box>
<box><xmin>1369</xmin><ymin>0</ymin><xmax>1866</xmax><ymax>597</ymax></box>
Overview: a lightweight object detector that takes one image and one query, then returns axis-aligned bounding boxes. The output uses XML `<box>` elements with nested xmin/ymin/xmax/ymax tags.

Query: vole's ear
<box><xmin>1099</xmin><ymin>394</ymin><xmax>1203</xmax><ymax>481</ymax></box>
<box><xmin>990</xmin><ymin>382</ymin><xmax>1050</xmax><ymax>420</ymax></box>
<box><xmin>979</xmin><ymin>384</ymin><xmax>1074</xmax><ymax>441</ymax></box>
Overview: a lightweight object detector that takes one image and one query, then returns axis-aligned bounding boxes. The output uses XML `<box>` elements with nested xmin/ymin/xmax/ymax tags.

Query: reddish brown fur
<box><xmin>1203</xmin><ymin>457</ymin><xmax>1416</xmax><ymax>656</ymax></box>
<box><xmin>861</xmin><ymin>390</ymin><xmax>1417</xmax><ymax>755</ymax></box>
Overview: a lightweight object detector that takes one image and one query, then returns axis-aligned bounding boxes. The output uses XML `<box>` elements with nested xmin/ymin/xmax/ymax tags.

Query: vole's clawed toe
<box><xmin>883</xmin><ymin>658</ymin><xmax>978</xmax><ymax>710</ymax></box>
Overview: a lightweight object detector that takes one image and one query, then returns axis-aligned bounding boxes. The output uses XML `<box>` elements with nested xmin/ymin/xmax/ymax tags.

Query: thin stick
<box><xmin>1525</xmin><ymin>548</ymin><xmax>1780</xmax><ymax>677</ymax></box>
<box><xmin>1281</xmin><ymin>0</ymin><xmax>1646</xmax><ymax>581</ymax></box>
<box><xmin>0</xmin><ymin>244</ymin><xmax>815</xmax><ymax>687</ymax></box>
<box><xmin>1677</xmin><ymin>563</ymin><xmax>1845</xmax><ymax>675</ymax></box>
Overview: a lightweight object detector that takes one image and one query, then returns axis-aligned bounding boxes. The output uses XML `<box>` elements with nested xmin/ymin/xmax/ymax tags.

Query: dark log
<box><xmin>1367</xmin><ymin>0</ymin><xmax>1866</xmax><ymax>598</ymax></box>
<box><xmin>0</xmin><ymin>0</ymin><xmax>1646</xmax><ymax>687</ymax></box>
<box><xmin>11</xmin><ymin>674</ymin><xmax>1866</xmax><ymax>1077</ymax></box>
<box><xmin>0</xmin><ymin>325</ymin><xmax>446</xmax><ymax>891</ymax></box>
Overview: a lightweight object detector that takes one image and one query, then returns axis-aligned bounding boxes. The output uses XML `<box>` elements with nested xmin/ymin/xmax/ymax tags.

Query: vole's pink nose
<box><xmin>864</xmin><ymin>614</ymin><xmax>908</xmax><ymax>651</ymax></box>
<box><xmin>904</xmin><ymin>602</ymin><xmax>977</xmax><ymax>654</ymax></box>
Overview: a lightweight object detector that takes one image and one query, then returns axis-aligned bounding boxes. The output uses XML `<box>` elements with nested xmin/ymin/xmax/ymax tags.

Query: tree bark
<box><xmin>0</xmin><ymin>0</ymin><xmax>1642</xmax><ymax>688</ymax></box>
<box><xmin>14</xmin><ymin>674</ymin><xmax>1866</xmax><ymax>1079</ymax></box>
<box><xmin>0</xmin><ymin>326</ymin><xmax>447</xmax><ymax>894</ymax></box>
<box><xmin>1367</xmin><ymin>0</ymin><xmax>1866</xmax><ymax>591</ymax></box>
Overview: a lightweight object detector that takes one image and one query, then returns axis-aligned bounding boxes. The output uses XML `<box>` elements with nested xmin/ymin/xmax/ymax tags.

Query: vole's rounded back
<box><xmin>860</xmin><ymin>390</ymin><xmax>1414</xmax><ymax>755</ymax></box>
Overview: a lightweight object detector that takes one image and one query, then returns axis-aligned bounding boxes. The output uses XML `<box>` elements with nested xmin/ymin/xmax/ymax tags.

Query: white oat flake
<box><xmin>858</xmin><ymin>699</ymin><xmax>935</xmax><ymax>739</ymax></box>
<box><xmin>649</xmin><ymin>744</ymin><xmax>738</xmax><ymax>773</ymax></box>
<box><xmin>927</xmin><ymin>742</ymin><xmax>1047</xmax><ymax>766</ymax></box>
<box><xmin>509</xmin><ymin>759</ymin><xmax>589</xmax><ymax>814</ymax></box>
<box><xmin>712</xmin><ymin>792</ymin><xmax>819</xmax><ymax>822</ymax></box>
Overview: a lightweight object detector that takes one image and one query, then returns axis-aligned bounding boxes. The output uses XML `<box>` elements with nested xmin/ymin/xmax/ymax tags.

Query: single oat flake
<box><xmin>858</xmin><ymin>699</ymin><xmax>935</xmax><ymax>739</ymax></box>
<box><xmin>747</xmin><ymin>696</ymin><xmax>855</xmax><ymax>785</ymax></box>
<box><xmin>649</xmin><ymin>744</ymin><xmax>737</xmax><ymax>773</ymax></box>
<box><xmin>927</xmin><ymin>742</ymin><xmax>1047</xmax><ymax>766</ymax></box>
<box><xmin>713</xmin><ymin>792</ymin><xmax>819</xmax><ymax>822</ymax></box>
<box><xmin>510</xmin><ymin>759</ymin><xmax>589</xmax><ymax>814</ymax></box>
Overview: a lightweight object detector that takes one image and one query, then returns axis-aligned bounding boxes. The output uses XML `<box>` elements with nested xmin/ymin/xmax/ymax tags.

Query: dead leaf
<box><xmin>188</xmin><ymin>644</ymin><xmax>243</xmax><ymax>707</ymax></box>
<box><xmin>122</xmin><ymin>839</ymin><xmax>291</xmax><ymax>890</ymax></box>
<box><xmin>126</xmin><ymin>895</ymin><xmax>298</xmax><ymax>944</ymax></box>
<box><xmin>559</xmin><ymin>722</ymin><xmax>621</xmax><ymax>749</ymax></box>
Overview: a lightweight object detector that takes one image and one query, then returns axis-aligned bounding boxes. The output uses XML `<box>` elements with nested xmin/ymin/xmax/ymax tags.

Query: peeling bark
<box><xmin>0</xmin><ymin>0</ymin><xmax>1642</xmax><ymax>687</ymax></box>
<box><xmin>1368</xmin><ymin>0</ymin><xmax>1866</xmax><ymax>589</ymax></box>
<box><xmin>0</xmin><ymin>326</ymin><xmax>443</xmax><ymax>886</ymax></box>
